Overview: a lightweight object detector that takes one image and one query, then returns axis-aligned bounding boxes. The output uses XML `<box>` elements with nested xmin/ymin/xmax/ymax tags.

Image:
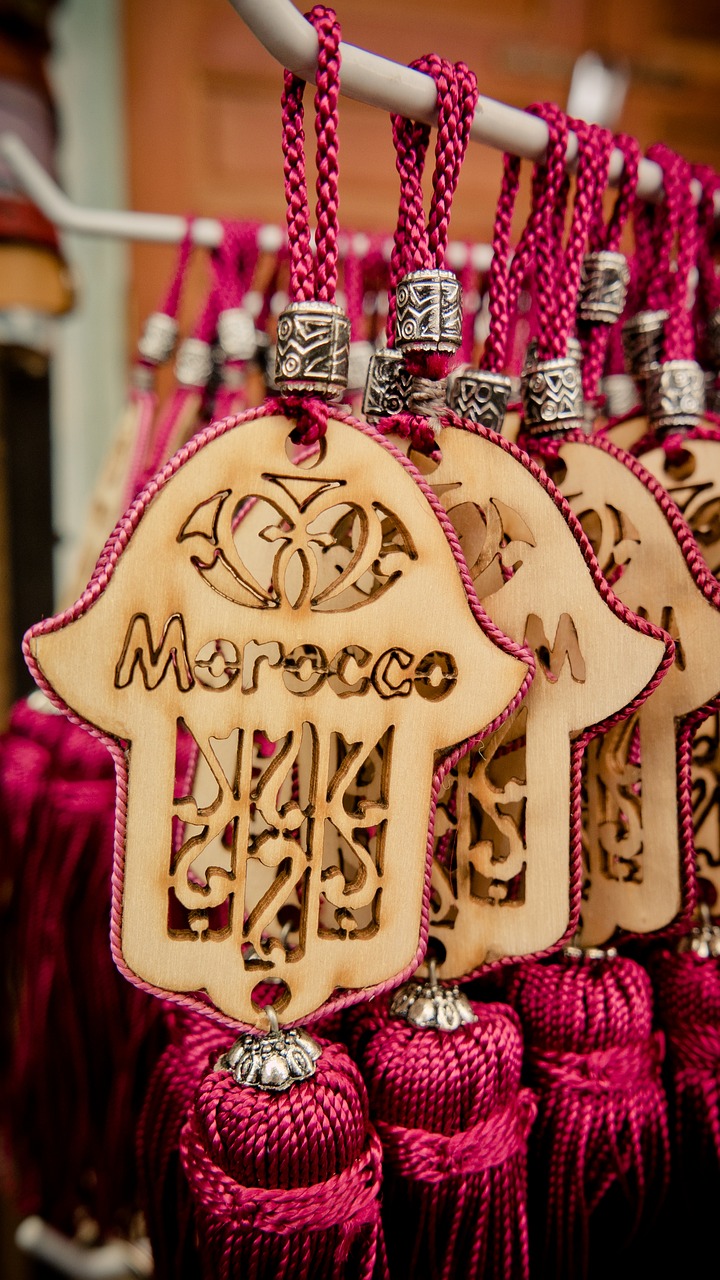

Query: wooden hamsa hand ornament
<box><xmin>25</xmin><ymin>410</ymin><xmax>530</xmax><ymax>1028</ymax></box>
<box><xmin>552</xmin><ymin>433</ymin><xmax>720</xmax><ymax>943</ymax></box>
<box><xmin>612</xmin><ymin>428</ymin><xmax>720</xmax><ymax>909</ymax></box>
<box><xmin>405</xmin><ymin>424</ymin><xmax>670</xmax><ymax>975</ymax></box>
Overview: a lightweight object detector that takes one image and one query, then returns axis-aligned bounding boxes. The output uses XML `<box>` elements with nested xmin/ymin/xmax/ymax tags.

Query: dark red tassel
<box><xmin>348</xmin><ymin>978</ymin><xmax>535</xmax><ymax>1280</ymax></box>
<box><xmin>651</xmin><ymin>934</ymin><xmax>720</xmax><ymax>1209</ymax></box>
<box><xmin>3</xmin><ymin>710</ymin><xmax>193</xmax><ymax>1236</ymax></box>
<box><xmin>178</xmin><ymin>1022</ymin><xmax>388</xmax><ymax>1280</ymax></box>
<box><xmin>137</xmin><ymin>1011</ymin><xmax>226</xmax><ymax>1280</ymax></box>
<box><xmin>508</xmin><ymin>952</ymin><xmax>670</xmax><ymax>1279</ymax></box>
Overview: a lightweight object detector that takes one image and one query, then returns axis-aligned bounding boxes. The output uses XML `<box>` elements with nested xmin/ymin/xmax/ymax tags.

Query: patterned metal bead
<box><xmin>577</xmin><ymin>251</ymin><xmax>630</xmax><ymax>325</ymax></box>
<box><xmin>217</xmin><ymin>307</ymin><xmax>257</xmax><ymax>362</ymax></box>
<box><xmin>600</xmin><ymin>373</ymin><xmax>642</xmax><ymax>420</ymax></box>
<box><xmin>645</xmin><ymin>359</ymin><xmax>706</xmax><ymax>431</ymax></box>
<box><xmin>347</xmin><ymin>339</ymin><xmax>375</xmax><ymax>392</ymax></box>
<box><xmin>137</xmin><ymin>311</ymin><xmax>178</xmax><ymax>365</ymax></box>
<box><xmin>708</xmin><ymin>307</ymin><xmax>720</xmax><ymax>368</ymax></box>
<box><xmin>622</xmin><ymin>309</ymin><xmax>668</xmax><ymax>380</ymax></box>
<box><xmin>447</xmin><ymin>365</ymin><xmax>511</xmax><ymax>431</ymax></box>
<box><xmin>216</xmin><ymin>1021</ymin><xmax>322</xmax><ymax>1093</ymax></box>
<box><xmin>274</xmin><ymin>301</ymin><xmax>350</xmax><ymax>398</ymax></box>
<box><xmin>521</xmin><ymin>356</ymin><xmax>584</xmax><ymax>434</ymax></box>
<box><xmin>395</xmin><ymin>269</ymin><xmax>462</xmax><ymax>355</ymax></box>
<box><xmin>705</xmin><ymin>370</ymin><xmax>720</xmax><ymax>415</ymax></box>
<box><xmin>362</xmin><ymin>347</ymin><xmax>412</xmax><ymax>422</ymax></box>
<box><xmin>175</xmin><ymin>337</ymin><xmax>214</xmax><ymax>388</ymax></box>
<box><xmin>390</xmin><ymin>972</ymin><xmax>477</xmax><ymax>1033</ymax></box>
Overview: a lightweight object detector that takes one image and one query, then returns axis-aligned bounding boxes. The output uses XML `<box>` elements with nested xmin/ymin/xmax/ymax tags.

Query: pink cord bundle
<box><xmin>348</xmin><ymin>995</ymin><xmax>535</xmax><ymax>1280</ymax></box>
<box><xmin>509</xmin><ymin>954</ymin><xmax>669</xmax><ymax>1279</ymax></box>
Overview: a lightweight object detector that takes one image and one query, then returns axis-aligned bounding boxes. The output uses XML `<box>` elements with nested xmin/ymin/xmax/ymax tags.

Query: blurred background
<box><xmin>0</xmin><ymin>4</ymin><xmax>718</xmax><ymax>1266</ymax></box>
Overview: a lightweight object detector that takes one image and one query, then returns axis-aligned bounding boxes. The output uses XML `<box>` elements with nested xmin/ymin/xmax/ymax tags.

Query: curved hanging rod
<box><xmin>228</xmin><ymin>0</ymin><xmax>712</xmax><ymax>209</ymax></box>
<box><xmin>0</xmin><ymin>131</ymin><xmax>494</xmax><ymax>268</ymax></box>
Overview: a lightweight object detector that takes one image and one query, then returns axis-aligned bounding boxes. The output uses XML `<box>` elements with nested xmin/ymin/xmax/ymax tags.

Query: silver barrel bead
<box><xmin>447</xmin><ymin>366</ymin><xmax>512</xmax><ymax>431</ymax></box>
<box><xmin>362</xmin><ymin>347</ymin><xmax>412</xmax><ymax>422</ymax></box>
<box><xmin>395</xmin><ymin>269</ymin><xmax>463</xmax><ymax>355</ymax></box>
<box><xmin>578</xmin><ymin>251</ymin><xmax>630</xmax><ymax>325</ymax></box>
<box><xmin>645</xmin><ymin>359</ymin><xmax>706</xmax><ymax>432</ymax></box>
<box><xmin>274</xmin><ymin>301</ymin><xmax>350</xmax><ymax>399</ymax></box>
<box><xmin>622</xmin><ymin>309</ymin><xmax>668</xmax><ymax>381</ymax></box>
<box><xmin>521</xmin><ymin>356</ymin><xmax>584</xmax><ymax>435</ymax></box>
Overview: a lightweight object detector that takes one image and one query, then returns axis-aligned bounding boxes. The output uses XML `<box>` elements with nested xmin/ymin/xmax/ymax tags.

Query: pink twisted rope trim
<box><xmin>24</xmin><ymin>401</ymin><xmax>534</xmax><ymax>1033</ymax></box>
<box><xmin>551</xmin><ymin>116</ymin><xmax>614</xmax><ymax>356</ymax></box>
<box><xmin>282</xmin><ymin>5</ymin><xmax>341</xmax><ymax>304</ymax></box>
<box><xmin>502</xmin><ymin>104</ymin><xmax>569</xmax><ymax>366</ymax></box>
<box><xmin>582</xmin><ymin>133</ymin><xmax>640</xmax><ymax>403</ymax></box>
<box><xmin>693</xmin><ymin>163</ymin><xmax>720</xmax><ymax>318</ymax></box>
<box><xmin>126</xmin><ymin>223</ymin><xmax>196</xmax><ymax>504</ymax></box>
<box><xmin>481</xmin><ymin>149</ymin><xmax>521</xmax><ymax>373</ymax></box>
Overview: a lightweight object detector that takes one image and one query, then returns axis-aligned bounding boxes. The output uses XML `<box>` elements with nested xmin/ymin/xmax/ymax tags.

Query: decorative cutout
<box><xmin>27</xmin><ymin>413</ymin><xmax>528</xmax><ymax>1027</ymax></box>
<box><xmin>555</xmin><ymin>435</ymin><xmax>720</xmax><ymax>943</ymax></box>
<box><xmin>407</xmin><ymin>426</ymin><xmax>668</xmax><ymax>976</ymax></box>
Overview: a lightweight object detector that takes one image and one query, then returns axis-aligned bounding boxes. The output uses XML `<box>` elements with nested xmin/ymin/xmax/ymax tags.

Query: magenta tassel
<box><xmin>349</xmin><ymin>994</ymin><xmax>535</xmax><ymax>1280</ymax></box>
<box><xmin>509</xmin><ymin>954</ymin><xmax>670</xmax><ymax>1279</ymax></box>
<box><xmin>178</xmin><ymin>1030</ymin><xmax>387</xmax><ymax>1280</ymax></box>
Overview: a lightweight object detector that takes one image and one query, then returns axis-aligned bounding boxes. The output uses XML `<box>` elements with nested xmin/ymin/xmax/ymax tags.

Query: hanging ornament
<box><xmin>503</xmin><ymin>108</ymin><xmax>715</xmax><ymax>1277</ymax></box>
<box><xmin>512</xmin><ymin>117</ymin><xmax>720</xmax><ymax>947</ymax></box>
<box><xmin>384</xmin><ymin>97</ymin><xmax>670</xmax><ymax>973</ymax></box>
<box><xmin>24</xmin><ymin>12</ymin><xmax>532</xmax><ymax>1280</ymax></box>
<box><xmin>351</xmin><ymin>71</ymin><xmax>667</xmax><ymax>1280</ymax></box>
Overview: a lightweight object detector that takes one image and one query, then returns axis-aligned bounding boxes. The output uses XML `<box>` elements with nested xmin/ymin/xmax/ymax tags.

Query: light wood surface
<box><xmin>557</xmin><ymin>438</ymin><xmax>720</xmax><ymax>943</ymax></box>
<box><xmin>29</xmin><ymin>414</ymin><xmax>527</xmax><ymax>1026</ymax></box>
<box><xmin>404</xmin><ymin>426</ymin><xmax>666</xmax><ymax>975</ymax></box>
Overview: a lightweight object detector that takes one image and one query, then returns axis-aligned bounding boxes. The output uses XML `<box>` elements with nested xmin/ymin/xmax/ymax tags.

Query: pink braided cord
<box><xmin>281</xmin><ymin>6</ymin><xmax>341</xmax><ymax>304</ymax></box>
<box><xmin>646</xmin><ymin>142</ymin><xmax>698</xmax><ymax>362</ymax></box>
<box><xmin>386</xmin><ymin>56</ymin><xmax>478</xmax><ymax>345</ymax></box>
<box><xmin>582</xmin><ymin>132</ymin><xmax>640</xmax><ymax>403</ymax></box>
<box><xmin>503</xmin><ymin>104</ymin><xmax>569</xmax><ymax>363</ymax></box>
<box><xmin>375</xmin><ymin>1094</ymin><xmax>536</xmax><ymax>1182</ymax></box>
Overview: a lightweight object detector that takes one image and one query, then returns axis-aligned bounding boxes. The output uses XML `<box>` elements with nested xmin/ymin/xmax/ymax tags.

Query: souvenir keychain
<box><xmin>24</xmin><ymin>11</ymin><xmax>531</xmax><ymax>1279</ymax></box>
<box><xmin>368</xmin><ymin>87</ymin><xmax>669</xmax><ymax>974</ymax></box>
<box><xmin>506</xmin><ymin>110</ymin><xmax>720</xmax><ymax>1277</ymax></box>
<box><xmin>513</xmin><ymin>114</ymin><xmax>720</xmax><ymax>947</ymax></box>
<box><xmin>349</xmin><ymin>66</ymin><xmax>668</xmax><ymax>1280</ymax></box>
<box><xmin>602</xmin><ymin>153</ymin><xmax>720</xmax><ymax>1217</ymax></box>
